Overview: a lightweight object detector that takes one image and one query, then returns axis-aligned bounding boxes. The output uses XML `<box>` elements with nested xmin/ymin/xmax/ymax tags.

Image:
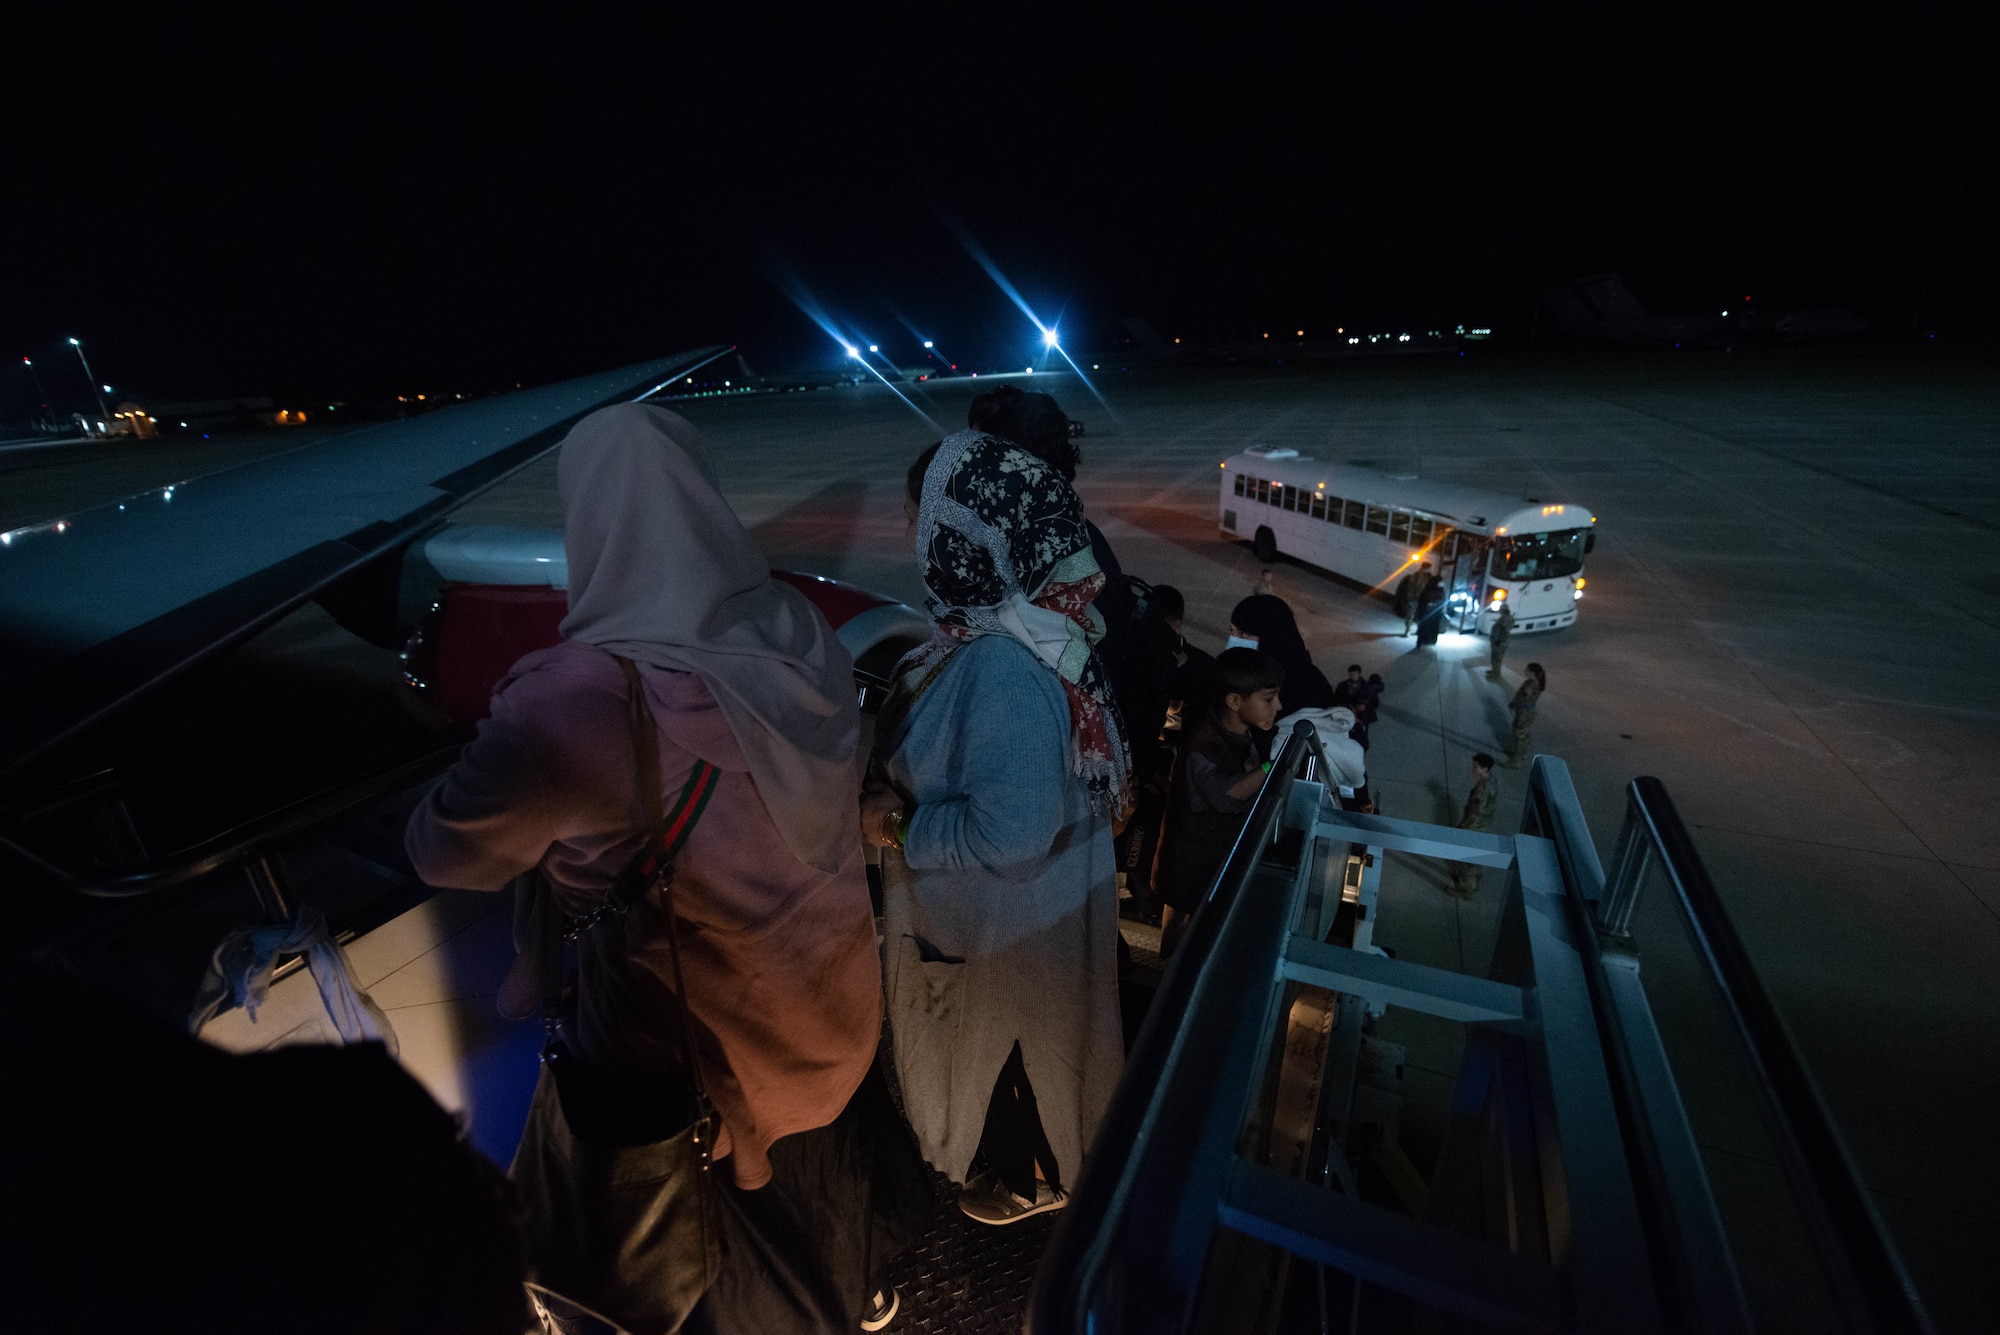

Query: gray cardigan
<box><xmin>881</xmin><ymin>634</ymin><xmax>1125</xmax><ymax>1185</ymax></box>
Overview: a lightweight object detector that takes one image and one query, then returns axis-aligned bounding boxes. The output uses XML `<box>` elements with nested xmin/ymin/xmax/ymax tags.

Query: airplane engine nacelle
<box><xmin>403</xmin><ymin>526</ymin><xmax>927</xmax><ymax>729</ymax></box>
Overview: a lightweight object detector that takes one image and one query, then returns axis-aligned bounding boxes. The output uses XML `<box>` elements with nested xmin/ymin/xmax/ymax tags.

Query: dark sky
<box><xmin>2</xmin><ymin>7</ymin><xmax>1983</xmax><ymax>412</ymax></box>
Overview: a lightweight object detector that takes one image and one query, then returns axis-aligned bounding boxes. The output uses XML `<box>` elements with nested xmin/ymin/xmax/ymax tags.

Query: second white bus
<box><xmin>1219</xmin><ymin>446</ymin><xmax>1597</xmax><ymax>634</ymax></box>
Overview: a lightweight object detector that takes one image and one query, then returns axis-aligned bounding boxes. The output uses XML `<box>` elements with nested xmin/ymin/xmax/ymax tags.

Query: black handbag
<box><xmin>542</xmin><ymin>654</ymin><xmax>720</xmax><ymax>1142</ymax></box>
<box><xmin>513</xmin><ymin>655</ymin><xmax>726</xmax><ymax>1335</ymax></box>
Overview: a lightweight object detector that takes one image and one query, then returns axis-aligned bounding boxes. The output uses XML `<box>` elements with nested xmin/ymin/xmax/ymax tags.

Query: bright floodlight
<box><xmin>923</xmin><ymin>340</ymin><xmax>934</xmax><ymax>348</ymax></box>
<box><xmin>845</xmin><ymin>345</ymin><xmax>860</xmax><ymax>358</ymax></box>
<box><xmin>868</xmin><ymin>345</ymin><xmax>879</xmax><ymax>353</ymax></box>
<box><xmin>1043</xmin><ymin>328</ymin><xmax>1059</xmax><ymax>347</ymax></box>
<box><xmin>68</xmin><ymin>337</ymin><xmax>80</xmax><ymax>346</ymax></box>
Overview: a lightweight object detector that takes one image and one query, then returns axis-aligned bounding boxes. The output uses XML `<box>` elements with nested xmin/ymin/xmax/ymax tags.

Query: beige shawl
<box><xmin>557</xmin><ymin>403</ymin><xmax>856</xmax><ymax>873</ymax></box>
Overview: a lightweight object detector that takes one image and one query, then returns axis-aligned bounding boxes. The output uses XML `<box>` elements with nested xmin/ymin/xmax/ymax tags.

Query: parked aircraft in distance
<box><xmin>1099</xmin><ymin>316</ymin><xmax>1463</xmax><ymax>368</ymax></box>
<box><xmin>1539</xmin><ymin>273</ymin><xmax>1865</xmax><ymax>346</ymax></box>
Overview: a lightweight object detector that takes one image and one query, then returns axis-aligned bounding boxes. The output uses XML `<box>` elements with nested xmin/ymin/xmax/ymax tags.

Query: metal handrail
<box><xmin>0</xmin><ymin>740</ymin><xmax>462</xmax><ymax>899</ymax></box>
<box><xmin>1524</xmin><ymin>758</ymin><xmax>1753</xmax><ymax>1334</ymax></box>
<box><xmin>1608</xmin><ymin>776</ymin><xmax>1935</xmax><ymax>1335</ymax></box>
<box><xmin>1523</xmin><ymin>753</ymin><xmax>1607</xmax><ymax>902</ymax></box>
<box><xmin>1029</xmin><ymin>720</ymin><xmax>1317</xmax><ymax>1333</ymax></box>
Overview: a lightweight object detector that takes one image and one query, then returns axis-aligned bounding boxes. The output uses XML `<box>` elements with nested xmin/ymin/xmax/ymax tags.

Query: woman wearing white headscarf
<box><xmin>408</xmin><ymin>404</ymin><xmax>925</xmax><ymax>1334</ymax></box>
<box><xmin>864</xmin><ymin>430</ymin><xmax>1130</xmax><ymax>1226</ymax></box>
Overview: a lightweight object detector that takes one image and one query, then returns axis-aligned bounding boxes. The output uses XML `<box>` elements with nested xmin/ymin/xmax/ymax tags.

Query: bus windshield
<box><xmin>1491</xmin><ymin>528</ymin><xmax>1586</xmax><ymax>581</ymax></box>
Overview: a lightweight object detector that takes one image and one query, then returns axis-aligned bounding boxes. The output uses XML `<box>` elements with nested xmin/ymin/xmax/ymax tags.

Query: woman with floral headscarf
<box><xmin>862</xmin><ymin>429</ymin><xmax>1131</xmax><ymax>1225</ymax></box>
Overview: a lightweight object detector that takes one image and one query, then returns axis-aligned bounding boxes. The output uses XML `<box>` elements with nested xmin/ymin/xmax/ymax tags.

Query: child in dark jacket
<box><xmin>1152</xmin><ymin>648</ymin><xmax>1284</xmax><ymax>958</ymax></box>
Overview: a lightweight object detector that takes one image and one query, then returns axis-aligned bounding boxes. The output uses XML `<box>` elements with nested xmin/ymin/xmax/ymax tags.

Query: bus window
<box><xmin>1409</xmin><ymin>515</ymin><xmax>1433</xmax><ymax>546</ymax></box>
<box><xmin>1342</xmin><ymin>499</ymin><xmax>1365</xmax><ymax>530</ymax></box>
<box><xmin>1491</xmin><ymin>529</ymin><xmax>1586</xmax><ymax>580</ymax></box>
<box><xmin>1310</xmin><ymin>494</ymin><xmax>1327</xmax><ymax>520</ymax></box>
<box><xmin>1389</xmin><ymin>511</ymin><xmax>1410</xmax><ymax>544</ymax></box>
<box><xmin>1234</xmin><ymin>474</ymin><xmax>1246</xmax><ymax>497</ymax></box>
<box><xmin>1434</xmin><ymin>526</ymin><xmax>1456</xmax><ymax>557</ymax></box>
<box><xmin>1325</xmin><ymin>495</ymin><xmax>1343</xmax><ymax>520</ymax></box>
<box><xmin>1365</xmin><ymin>506</ymin><xmax>1389</xmax><ymax>536</ymax></box>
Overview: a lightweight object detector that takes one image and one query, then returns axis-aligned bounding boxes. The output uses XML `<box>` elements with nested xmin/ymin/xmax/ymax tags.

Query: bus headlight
<box><xmin>1489</xmin><ymin>588</ymin><xmax>1507</xmax><ymax>605</ymax></box>
<box><xmin>1573</xmin><ymin>576</ymin><xmax>1585</xmax><ymax>600</ymax></box>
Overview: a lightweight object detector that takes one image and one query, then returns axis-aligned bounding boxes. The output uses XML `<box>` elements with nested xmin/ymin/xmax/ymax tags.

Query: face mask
<box><xmin>1224</xmin><ymin>635</ymin><xmax>1260</xmax><ymax>652</ymax></box>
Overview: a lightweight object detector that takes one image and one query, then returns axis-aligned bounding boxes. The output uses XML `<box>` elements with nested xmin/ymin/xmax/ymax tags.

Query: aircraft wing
<box><xmin>0</xmin><ymin>347</ymin><xmax>731</xmax><ymax>776</ymax></box>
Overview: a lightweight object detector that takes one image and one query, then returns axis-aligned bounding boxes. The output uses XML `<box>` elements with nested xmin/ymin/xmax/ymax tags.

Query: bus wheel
<box><xmin>1252</xmin><ymin>526</ymin><xmax>1277</xmax><ymax>562</ymax></box>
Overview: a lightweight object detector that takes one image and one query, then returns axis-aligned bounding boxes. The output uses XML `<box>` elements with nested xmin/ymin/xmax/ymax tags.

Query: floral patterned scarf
<box><xmin>897</xmin><ymin>430</ymin><xmax>1132</xmax><ymax>815</ymax></box>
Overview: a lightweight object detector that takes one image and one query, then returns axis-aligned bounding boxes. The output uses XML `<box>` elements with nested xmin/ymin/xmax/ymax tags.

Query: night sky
<box><xmin>2</xmin><ymin>8</ymin><xmax>1983</xmax><ymax>414</ymax></box>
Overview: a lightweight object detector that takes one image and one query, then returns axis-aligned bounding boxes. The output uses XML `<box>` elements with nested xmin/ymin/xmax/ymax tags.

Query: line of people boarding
<box><xmin>401</xmin><ymin>388</ymin><xmax>1176</xmax><ymax>1332</ymax></box>
<box><xmin>401</xmin><ymin>383</ymin><xmax>1542</xmax><ymax>1332</ymax></box>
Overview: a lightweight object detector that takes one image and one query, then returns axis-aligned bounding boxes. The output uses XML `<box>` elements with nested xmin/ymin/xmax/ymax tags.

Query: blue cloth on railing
<box><xmin>188</xmin><ymin>904</ymin><xmax>399</xmax><ymax>1055</ymax></box>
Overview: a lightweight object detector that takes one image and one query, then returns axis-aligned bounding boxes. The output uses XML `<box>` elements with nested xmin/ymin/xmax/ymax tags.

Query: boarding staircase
<box><xmin>1030</xmin><ymin>722</ymin><xmax>1935</xmax><ymax>1335</ymax></box>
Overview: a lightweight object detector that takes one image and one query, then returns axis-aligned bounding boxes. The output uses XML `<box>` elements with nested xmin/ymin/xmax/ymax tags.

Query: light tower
<box><xmin>68</xmin><ymin>338</ymin><xmax>111</xmax><ymax>424</ymax></box>
<box><xmin>21</xmin><ymin>357</ymin><xmax>55</xmax><ymax>428</ymax></box>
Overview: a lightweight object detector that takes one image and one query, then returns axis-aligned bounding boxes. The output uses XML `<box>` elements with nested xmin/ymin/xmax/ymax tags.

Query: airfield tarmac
<box><xmin>20</xmin><ymin>348</ymin><xmax>1998</xmax><ymax>1328</ymax></box>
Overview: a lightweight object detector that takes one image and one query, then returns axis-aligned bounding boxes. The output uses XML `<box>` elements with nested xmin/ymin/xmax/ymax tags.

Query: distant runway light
<box><xmin>923</xmin><ymin>340</ymin><xmax>934</xmax><ymax>348</ymax></box>
<box><xmin>868</xmin><ymin>345</ymin><xmax>879</xmax><ymax>353</ymax></box>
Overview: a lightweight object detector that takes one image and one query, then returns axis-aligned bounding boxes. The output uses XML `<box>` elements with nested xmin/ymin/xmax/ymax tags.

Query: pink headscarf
<box><xmin>557</xmin><ymin>403</ymin><xmax>857</xmax><ymax>874</ymax></box>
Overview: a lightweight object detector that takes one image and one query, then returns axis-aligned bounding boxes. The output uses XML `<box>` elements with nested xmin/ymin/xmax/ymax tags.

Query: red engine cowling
<box><xmin>403</xmin><ymin>527</ymin><xmax>926</xmax><ymax>729</ymax></box>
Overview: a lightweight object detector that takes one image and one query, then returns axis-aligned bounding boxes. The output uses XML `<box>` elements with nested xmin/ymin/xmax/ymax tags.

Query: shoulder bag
<box><xmin>512</xmin><ymin>655</ymin><xmax>724</xmax><ymax>1335</ymax></box>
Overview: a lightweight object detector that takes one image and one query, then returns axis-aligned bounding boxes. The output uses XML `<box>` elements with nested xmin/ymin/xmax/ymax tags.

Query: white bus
<box><xmin>1218</xmin><ymin>446</ymin><xmax>1597</xmax><ymax>634</ymax></box>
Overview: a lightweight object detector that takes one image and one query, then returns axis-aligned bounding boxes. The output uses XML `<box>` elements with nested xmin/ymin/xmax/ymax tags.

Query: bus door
<box><xmin>1435</xmin><ymin>530</ymin><xmax>1490</xmax><ymax>631</ymax></box>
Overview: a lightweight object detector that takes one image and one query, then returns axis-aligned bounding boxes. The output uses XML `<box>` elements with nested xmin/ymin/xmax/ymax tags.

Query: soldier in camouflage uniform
<box><xmin>1401</xmin><ymin>561</ymin><xmax>1435</xmax><ymax>636</ymax></box>
<box><xmin>1486</xmin><ymin>602</ymin><xmax>1516</xmax><ymax>680</ymax></box>
<box><xmin>1449</xmin><ymin>753</ymin><xmax>1498</xmax><ymax>898</ymax></box>
<box><xmin>1505</xmin><ymin>662</ymin><xmax>1546</xmax><ymax>768</ymax></box>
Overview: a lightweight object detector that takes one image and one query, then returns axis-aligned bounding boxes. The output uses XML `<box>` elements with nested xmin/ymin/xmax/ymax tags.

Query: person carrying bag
<box><xmin>511</xmin><ymin>656</ymin><xmax>724</xmax><ymax>1333</ymax></box>
<box><xmin>407</xmin><ymin>404</ymin><xmax>919</xmax><ymax>1335</ymax></box>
